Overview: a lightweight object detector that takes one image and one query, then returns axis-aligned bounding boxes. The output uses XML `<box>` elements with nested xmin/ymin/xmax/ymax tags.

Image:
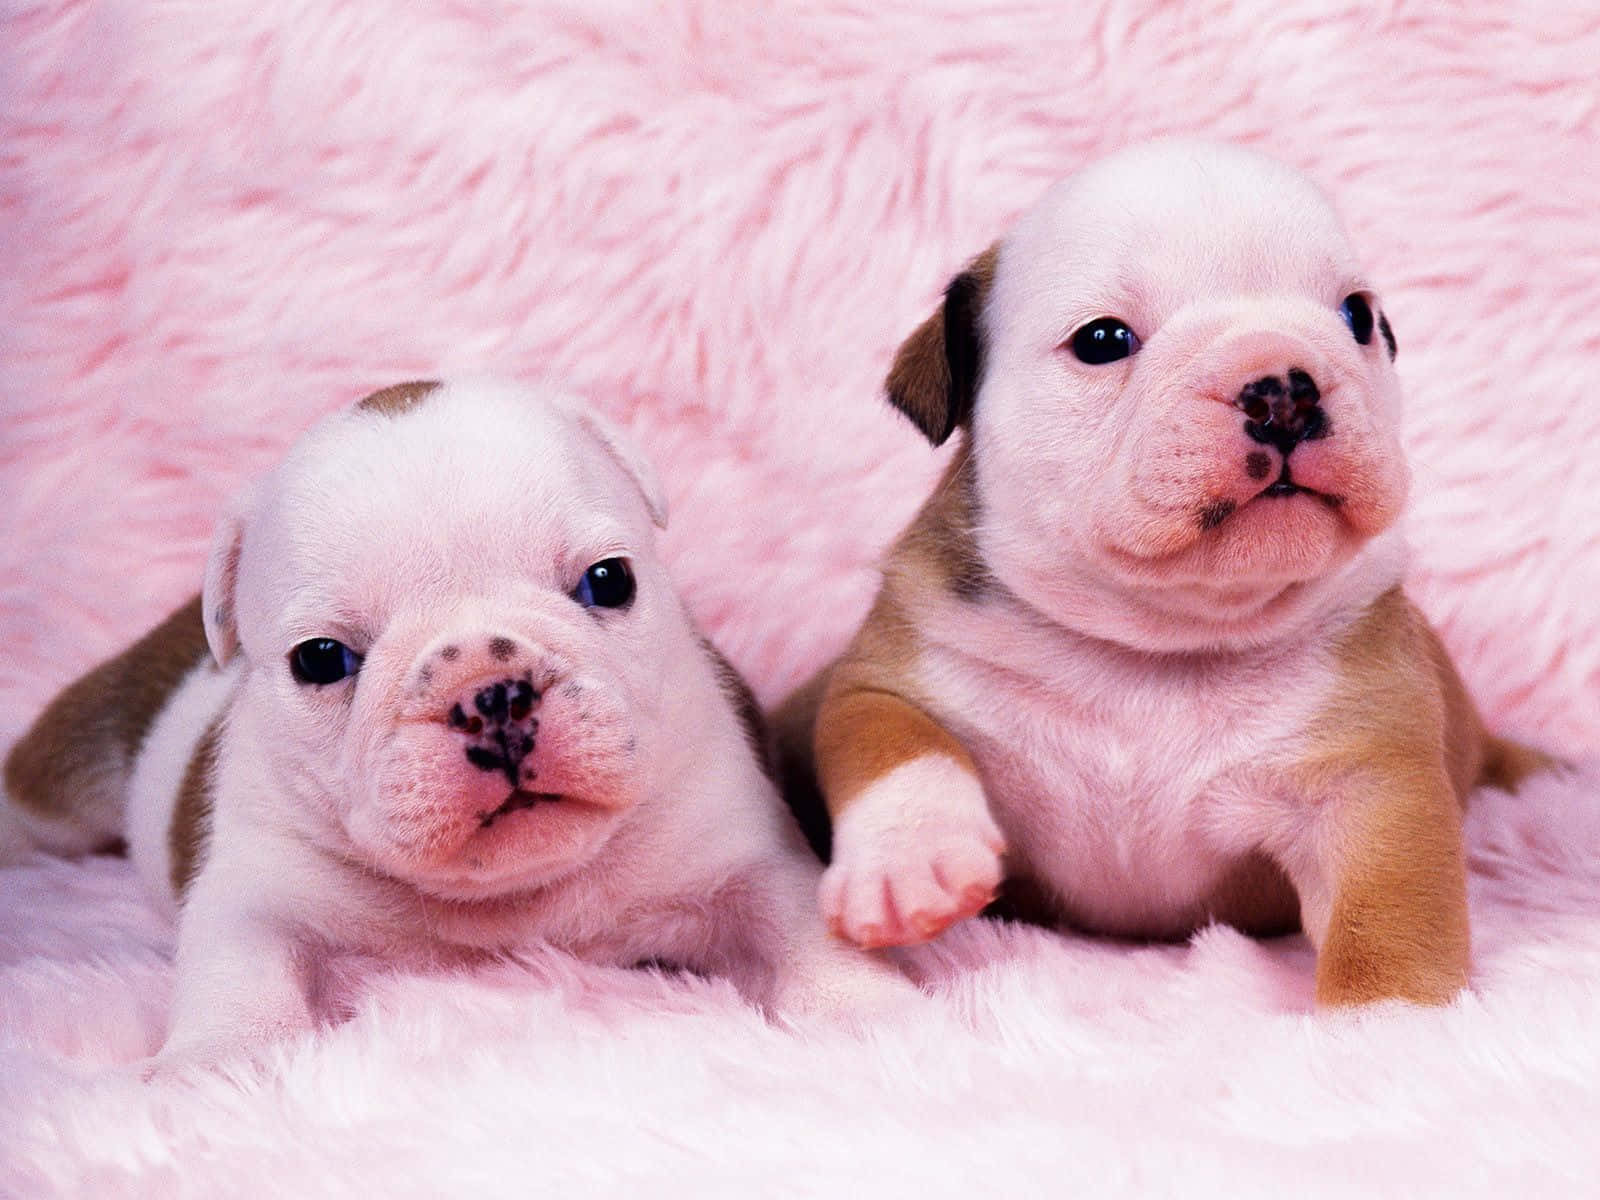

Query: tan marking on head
<box><xmin>356</xmin><ymin>379</ymin><xmax>442</xmax><ymax>417</ymax></box>
<box><xmin>5</xmin><ymin>596</ymin><xmax>209</xmax><ymax>849</ymax></box>
<box><xmin>885</xmin><ymin>244</ymin><xmax>999</xmax><ymax>445</ymax></box>
<box><xmin>170</xmin><ymin>716</ymin><xmax>221</xmax><ymax>898</ymax></box>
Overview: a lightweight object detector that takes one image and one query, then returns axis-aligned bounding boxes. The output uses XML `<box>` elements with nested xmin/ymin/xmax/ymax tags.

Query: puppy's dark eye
<box><xmin>574</xmin><ymin>558</ymin><xmax>635</xmax><ymax>609</ymax></box>
<box><xmin>289</xmin><ymin>638</ymin><xmax>362</xmax><ymax>685</ymax></box>
<box><xmin>1070</xmin><ymin>318</ymin><xmax>1141</xmax><ymax>364</ymax></box>
<box><xmin>1339</xmin><ymin>293</ymin><xmax>1375</xmax><ymax>345</ymax></box>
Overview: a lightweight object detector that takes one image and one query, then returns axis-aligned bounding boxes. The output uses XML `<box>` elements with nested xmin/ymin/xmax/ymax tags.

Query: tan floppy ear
<box><xmin>202</xmin><ymin>487</ymin><xmax>256</xmax><ymax>667</ymax></box>
<box><xmin>567</xmin><ymin>403</ymin><xmax>669</xmax><ymax>530</ymax></box>
<box><xmin>884</xmin><ymin>243</ymin><xmax>1000</xmax><ymax>445</ymax></box>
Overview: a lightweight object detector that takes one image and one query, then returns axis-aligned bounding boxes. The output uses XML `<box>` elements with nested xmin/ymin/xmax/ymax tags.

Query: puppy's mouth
<box><xmin>477</xmin><ymin>788</ymin><xmax>563</xmax><ymax>828</ymax></box>
<box><xmin>1196</xmin><ymin>464</ymin><xmax>1345</xmax><ymax>534</ymax></box>
<box><xmin>1256</xmin><ymin>463</ymin><xmax>1342</xmax><ymax>507</ymax></box>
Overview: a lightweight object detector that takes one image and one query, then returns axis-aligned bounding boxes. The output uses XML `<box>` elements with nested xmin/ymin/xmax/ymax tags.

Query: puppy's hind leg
<box><xmin>2</xmin><ymin>596</ymin><xmax>212</xmax><ymax>863</ymax></box>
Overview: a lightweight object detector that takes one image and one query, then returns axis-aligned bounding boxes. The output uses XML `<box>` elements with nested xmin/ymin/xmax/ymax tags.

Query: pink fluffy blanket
<box><xmin>3</xmin><ymin>2</ymin><xmax>1599</xmax><ymax>1194</ymax></box>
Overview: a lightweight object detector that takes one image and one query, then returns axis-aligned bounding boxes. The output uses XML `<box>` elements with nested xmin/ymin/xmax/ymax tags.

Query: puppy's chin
<box><xmin>992</xmin><ymin>493</ymin><xmax>1402</xmax><ymax>653</ymax></box>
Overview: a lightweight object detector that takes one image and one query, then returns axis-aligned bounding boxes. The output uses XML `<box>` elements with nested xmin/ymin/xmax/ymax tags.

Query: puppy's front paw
<box><xmin>820</xmin><ymin>757</ymin><xmax>1004</xmax><ymax>948</ymax></box>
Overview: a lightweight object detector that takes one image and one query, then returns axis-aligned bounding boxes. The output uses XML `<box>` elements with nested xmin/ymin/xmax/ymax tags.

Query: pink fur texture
<box><xmin>2</xmin><ymin>2</ymin><xmax>1598</xmax><ymax>1194</ymax></box>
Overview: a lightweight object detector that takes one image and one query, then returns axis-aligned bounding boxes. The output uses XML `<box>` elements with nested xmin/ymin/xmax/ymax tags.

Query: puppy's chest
<box><xmin>916</xmin><ymin>604</ymin><xmax>1336</xmax><ymax>913</ymax></box>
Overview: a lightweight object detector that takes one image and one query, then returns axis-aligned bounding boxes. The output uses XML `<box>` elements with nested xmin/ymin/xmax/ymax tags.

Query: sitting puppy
<box><xmin>776</xmin><ymin>140</ymin><xmax>1549</xmax><ymax>1008</ymax></box>
<box><xmin>5</xmin><ymin>378</ymin><xmax>908</xmax><ymax>1064</ymax></box>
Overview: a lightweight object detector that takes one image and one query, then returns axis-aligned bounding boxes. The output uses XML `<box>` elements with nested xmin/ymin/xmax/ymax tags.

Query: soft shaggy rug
<box><xmin>3</xmin><ymin>1</ymin><xmax>1599</xmax><ymax>1195</ymax></box>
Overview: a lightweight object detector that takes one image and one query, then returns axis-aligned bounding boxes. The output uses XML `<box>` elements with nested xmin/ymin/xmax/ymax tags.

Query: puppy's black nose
<box><xmin>447</xmin><ymin>677</ymin><xmax>539</xmax><ymax>786</ymax></box>
<box><xmin>1236</xmin><ymin>369</ymin><xmax>1325</xmax><ymax>455</ymax></box>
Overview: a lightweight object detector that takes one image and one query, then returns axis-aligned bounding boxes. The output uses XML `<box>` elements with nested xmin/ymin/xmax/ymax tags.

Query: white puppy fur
<box><xmin>40</xmin><ymin>378</ymin><xmax>908</xmax><ymax>1065</ymax></box>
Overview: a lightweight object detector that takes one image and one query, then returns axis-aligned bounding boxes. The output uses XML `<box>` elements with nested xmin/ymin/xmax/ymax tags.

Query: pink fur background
<box><xmin>3</xmin><ymin>1</ymin><xmax>1599</xmax><ymax>1193</ymax></box>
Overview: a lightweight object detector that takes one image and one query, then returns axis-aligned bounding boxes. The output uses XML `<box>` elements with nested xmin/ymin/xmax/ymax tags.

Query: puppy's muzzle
<box><xmin>1236</xmin><ymin>368</ymin><xmax>1325</xmax><ymax>457</ymax></box>
<box><xmin>447</xmin><ymin>675</ymin><xmax>539</xmax><ymax>786</ymax></box>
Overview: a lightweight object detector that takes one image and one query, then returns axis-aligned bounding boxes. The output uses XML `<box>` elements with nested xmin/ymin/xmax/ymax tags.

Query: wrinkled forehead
<box><xmin>245</xmin><ymin>388</ymin><xmax>651</xmax><ymax>620</ymax></box>
<box><xmin>995</xmin><ymin>142</ymin><xmax>1362</xmax><ymax>326</ymax></box>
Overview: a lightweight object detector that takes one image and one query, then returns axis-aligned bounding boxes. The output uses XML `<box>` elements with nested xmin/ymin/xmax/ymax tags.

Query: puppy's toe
<box><xmin>931</xmin><ymin>838</ymin><xmax>1006</xmax><ymax>914</ymax></box>
<box><xmin>886</xmin><ymin>860</ymin><xmax>967</xmax><ymax>943</ymax></box>
<box><xmin>826</xmin><ymin>864</ymin><xmax>895</xmax><ymax>948</ymax></box>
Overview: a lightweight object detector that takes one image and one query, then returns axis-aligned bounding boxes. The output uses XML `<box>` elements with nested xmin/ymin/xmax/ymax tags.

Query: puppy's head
<box><xmin>204</xmin><ymin>378</ymin><xmax>683</xmax><ymax>900</ymax></box>
<box><xmin>889</xmin><ymin>141</ymin><xmax>1408</xmax><ymax>651</ymax></box>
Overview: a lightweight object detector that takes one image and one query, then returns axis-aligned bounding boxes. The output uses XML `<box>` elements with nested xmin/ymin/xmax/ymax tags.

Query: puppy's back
<box><xmin>3</xmin><ymin>596</ymin><xmax>211</xmax><ymax>860</ymax></box>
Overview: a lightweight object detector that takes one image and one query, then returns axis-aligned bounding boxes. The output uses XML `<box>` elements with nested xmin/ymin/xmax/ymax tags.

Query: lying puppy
<box><xmin>776</xmin><ymin>140</ymin><xmax>1549</xmax><ymax>1007</ymax></box>
<box><xmin>5</xmin><ymin>378</ymin><xmax>908</xmax><ymax>1064</ymax></box>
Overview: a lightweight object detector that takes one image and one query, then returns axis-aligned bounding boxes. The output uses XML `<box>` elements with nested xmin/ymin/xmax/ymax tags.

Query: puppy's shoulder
<box><xmin>890</xmin><ymin>442</ymin><xmax>996</xmax><ymax>608</ymax></box>
<box><xmin>1298</xmin><ymin>586</ymin><xmax>1494</xmax><ymax>798</ymax></box>
<box><xmin>830</xmin><ymin>442</ymin><xmax>997</xmax><ymax>688</ymax></box>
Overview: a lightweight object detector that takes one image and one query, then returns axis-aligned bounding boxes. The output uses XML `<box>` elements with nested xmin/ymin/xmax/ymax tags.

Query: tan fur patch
<box><xmin>813</xmin><ymin>686</ymin><xmax>979</xmax><ymax>820</ymax></box>
<box><xmin>5</xmin><ymin>596</ymin><xmax>209</xmax><ymax>849</ymax></box>
<box><xmin>774</xmin><ymin>438</ymin><xmax>1001</xmax><ymax>855</ymax></box>
<box><xmin>1285</xmin><ymin>587</ymin><xmax>1484</xmax><ymax>1006</ymax></box>
<box><xmin>356</xmin><ymin>379</ymin><xmax>441</xmax><ymax>416</ymax></box>
<box><xmin>1480</xmin><ymin>735</ymin><xmax>1560</xmax><ymax>792</ymax></box>
<box><xmin>1415</xmin><ymin>616</ymin><xmax>1558</xmax><ymax>793</ymax></box>
<box><xmin>900</xmin><ymin>443</ymin><xmax>997</xmax><ymax>602</ymax></box>
<box><xmin>169</xmin><ymin>716</ymin><xmax>221</xmax><ymax>898</ymax></box>
<box><xmin>776</xmin><ymin>254</ymin><xmax>1008</xmax><ymax>835</ymax></box>
<box><xmin>884</xmin><ymin>245</ymin><xmax>998</xmax><ymax>444</ymax></box>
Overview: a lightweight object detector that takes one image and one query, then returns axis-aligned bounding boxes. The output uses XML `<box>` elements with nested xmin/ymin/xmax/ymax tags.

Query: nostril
<box><xmin>451</xmin><ymin>675</ymin><xmax>542</xmax><ymax>786</ymax></box>
<box><xmin>508</xmin><ymin>679</ymin><xmax>535</xmax><ymax>722</ymax></box>
<box><xmin>1236</xmin><ymin>375</ymin><xmax>1284</xmax><ymax>423</ymax></box>
<box><xmin>1287</xmin><ymin>367</ymin><xmax>1320</xmax><ymax>406</ymax></box>
<box><xmin>447</xmin><ymin>704</ymin><xmax>484</xmax><ymax>735</ymax></box>
<box><xmin>448</xmin><ymin>677</ymin><xmax>540</xmax><ymax>733</ymax></box>
<box><xmin>1300</xmin><ymin>406</ymin><xmax>1326</xmax><ymax>441</ymax></box>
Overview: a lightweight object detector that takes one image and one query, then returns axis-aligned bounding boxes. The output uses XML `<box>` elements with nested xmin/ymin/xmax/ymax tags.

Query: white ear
<box><xmin>202</xmin><ymin>487</ymin><xmax>255</xmax><ymax>666</ymax></box>
<box><xmin>565</xmin><ymin>401</ymin><xmax>669</xmax><ymax>529</ymax></box>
